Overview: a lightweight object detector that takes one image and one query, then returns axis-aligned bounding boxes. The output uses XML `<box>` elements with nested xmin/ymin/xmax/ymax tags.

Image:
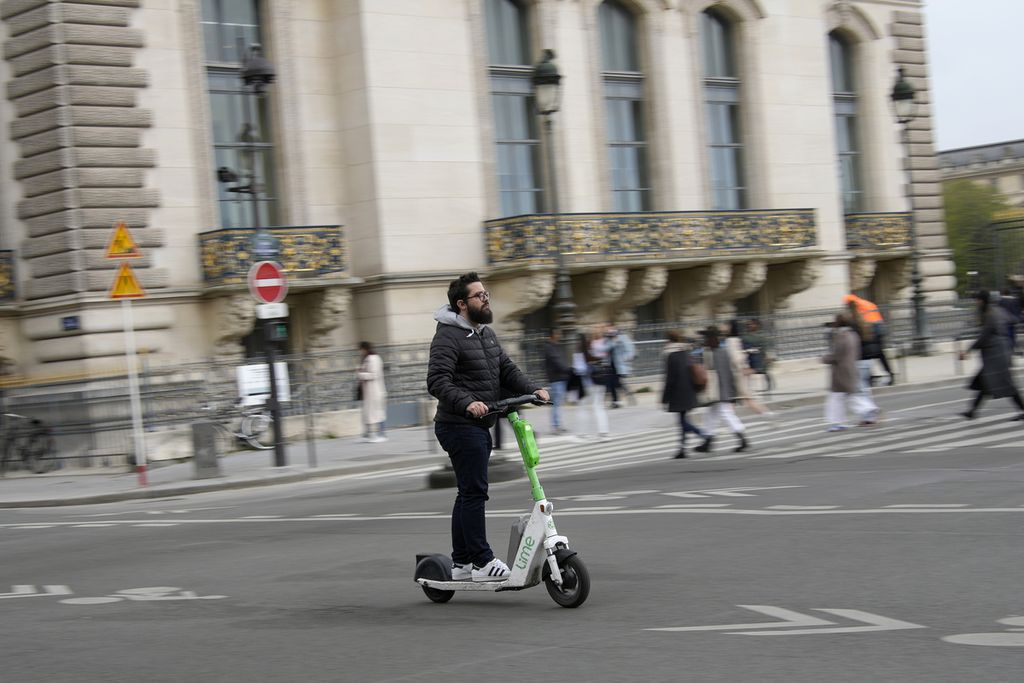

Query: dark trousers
<box><xmin>678</xmin><ymin>411</ymin><xmax>703</xmax><ymax>442</ymax></box>
<box><xmin>435</xmin><ymin>422</ymin><xmax>494</xmax><ymax>567</ymax></box>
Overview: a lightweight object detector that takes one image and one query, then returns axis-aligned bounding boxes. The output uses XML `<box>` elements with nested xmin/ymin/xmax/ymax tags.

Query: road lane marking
<box><xmin>647</xmin><ymin>605</ymin><xmax>834</xmax><ymax>632</ymax></box>
<box><xmin>943</xmin><ymin>617</ymin><xmax>1024</xmax><ymax>647</ymax></box>
<box><xmin>647</xmin><ymin>605</ymin><xmax>926</xmax><ymax>636</ymax></box>
<box><xmin>883</xmin><ymin>504</ymin><xmax>968</xmax><ymax>508</ymax></box>
<box><xmin>736</xmin><ymin>609</ymin><xmax>926</xmax><ymax>636</ymax></box>
<box><xmin>663</xmin><ymin>486</ymin><xmax>803</xmax><ymax>498</ymax></box>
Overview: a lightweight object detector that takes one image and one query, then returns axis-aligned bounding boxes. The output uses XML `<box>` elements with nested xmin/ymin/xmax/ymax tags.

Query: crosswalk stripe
<box><xmin>752</xmin><ymin>413</ymin><xmax>1018</xmax><ymax>460</ymax></box>
<box><xmin>905</xmin><ymin>428</ymin><xmax>1024</xmax><ymax>452</ymax></box>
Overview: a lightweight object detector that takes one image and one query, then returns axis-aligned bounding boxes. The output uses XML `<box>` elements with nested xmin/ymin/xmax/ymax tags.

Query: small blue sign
<box><xmin>61</xmin><ymin>315</ymin><xmax>80</xmax><ymax>331</ymax></box>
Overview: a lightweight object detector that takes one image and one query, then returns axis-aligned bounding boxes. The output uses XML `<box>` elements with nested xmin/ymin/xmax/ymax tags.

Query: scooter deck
<box><xmin>416</xmin><ymin>578</ymin><xmax>540</xmax><ymax>592</ymax></box>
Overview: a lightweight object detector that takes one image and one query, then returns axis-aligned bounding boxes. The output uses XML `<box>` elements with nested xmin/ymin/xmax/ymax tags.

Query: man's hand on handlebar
<box><xmin>534</xmin><ymin>388</ymin><xmax>550</xmax><ymax>402</ymax></box>
<box><xmin>466</xmin><ymin>401</ymin><xmax>489</xmax><ymax>418</ymax></box>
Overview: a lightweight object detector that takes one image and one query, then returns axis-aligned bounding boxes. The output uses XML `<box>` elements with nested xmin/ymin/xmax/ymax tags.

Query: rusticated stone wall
<box><xmin>890</xmin><ymin>9</ymin><xmax>957</xmax><ymax>298</ymax></box>
<box><xmin>2</xmin><ymin>0</ymin><xmax>164</xmax><ymax>300</ymax></box>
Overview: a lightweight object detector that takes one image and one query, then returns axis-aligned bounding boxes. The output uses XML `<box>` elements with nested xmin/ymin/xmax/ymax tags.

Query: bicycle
<box><xmin>0</xmin><ymin>413</ymin><xmax>58</xmax><ymax>475</ymax></box>
<box><xmin>201</xmin><ymin>400</ymin><xmax>274</xmax><ymax>450</ymax></box>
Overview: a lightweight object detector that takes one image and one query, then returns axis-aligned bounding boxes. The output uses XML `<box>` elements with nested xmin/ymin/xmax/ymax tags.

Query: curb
<box><xmin>0</xmin><ymin>454</ymin><xmax>434</xmax><ymax>508</ymax></box>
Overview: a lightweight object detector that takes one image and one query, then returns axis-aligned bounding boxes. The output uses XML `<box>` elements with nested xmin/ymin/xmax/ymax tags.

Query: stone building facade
<box><xmin>939</xmin><ymin>139</ymin><xmax>1024</xmax><ymax>210</ymax></box>
<box><xmin>0</xmin><ymin>0</ymin><xmax>955</xmax><ymax>382</ymax></box>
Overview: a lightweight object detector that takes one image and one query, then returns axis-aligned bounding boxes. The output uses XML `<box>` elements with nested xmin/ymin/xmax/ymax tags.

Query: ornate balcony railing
<box><xmin>484</xmin><ymin>209</ymin><xmax>817</xmax><ymax>268</ymax></box>
<box><xmin>199</xmin><ymin>225</ymin><xmax>346</xmax><ymax>287</ymax></box>
<box><xmin>844</xmin><ymin>212</ymin><xmax>912</xmax><ymax>251</ymax></box>
<box><xmin>0</xmin><ymin>250</ymin><xmax>15</xmax><ymax>303</ymax></box>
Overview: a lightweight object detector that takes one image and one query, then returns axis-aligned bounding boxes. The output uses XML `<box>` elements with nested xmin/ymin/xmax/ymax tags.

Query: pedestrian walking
<box><xmin>844</xmin><ymin>294</ymin><xmax>896</xmax><ymax>385</ymax></box>
<box><xmin>848</xmin><ymin>307</ymin><xmax>882</xmax><ymax>425</ymax></box>
<box><xmin>695</xmin><ymin>327</ymin><xmax>749</xmax><ymax>454</ymax></box>
<box><xmin>741</xmin><ymin>318</ymin><xmax>774</xmax><ymax>393</ymax></box>
<box><xmin>662</xmin><ymin>331</ymin><xmax>703</xmax><ymax>458</ymax></box>
<box><xmin>959</xmin><ymin>290</ymin><xmax>1024</xmax><ymax>421</ymax></box>
<box><xmin>357</xmin><ymin>341</ymin><xmax>388</xmax><ymax>442</ymax></box>
<box><xmin>605</xmin><ymin>324</ymin><xmax>637</xmax><ymax>408</ymax></box>
<box><xmin>578</xmin><ymin>330</ymin><xmax>611</xmax><ymax>441</ymax></box>
<box><xmin>725</xmin><ymin>320</ymin><xmax>772</xmax><ymax>416</ymax></box>
<box><xmin>543</xmin><ymin>329</ymin><xmax>571</xmax><ymax>433</ymax></box>
<box><xmin>427</xmin><ymin>272</ymin><xmax>548</xmax><ymax>582</ymax></box>
<box><xmin>822</xmin><ymin>313</ymin><xmax>877</xmax><ymax>431</ymax></box>
<box><xmin>998</xmin><ymin>288</ymin><xmax>1021</xmax><ymax>354</ymax></box>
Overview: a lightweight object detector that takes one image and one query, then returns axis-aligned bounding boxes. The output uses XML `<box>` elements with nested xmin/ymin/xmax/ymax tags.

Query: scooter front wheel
<box><xmin>415</xmin><ymin>554</ymin><xmax>455</xmax><ymax>604</ymax></box>
<box><xmin>543</xmin><ymin>553</ymin><xmax>590</xmax><ymax>608</ymax></box>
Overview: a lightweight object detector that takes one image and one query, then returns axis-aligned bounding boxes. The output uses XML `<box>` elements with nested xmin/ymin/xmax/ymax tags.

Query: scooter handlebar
<box><xmin>474</xmin><ymin>394</ymin><xmax>550</xmax><ymax>417</ymax></box>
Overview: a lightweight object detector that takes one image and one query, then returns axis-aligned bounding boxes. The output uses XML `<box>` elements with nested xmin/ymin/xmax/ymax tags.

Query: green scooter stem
<box><xmin>507</xmin><ymin>410</ymin><xmax>545</xmax><ymax>501</ymax></box>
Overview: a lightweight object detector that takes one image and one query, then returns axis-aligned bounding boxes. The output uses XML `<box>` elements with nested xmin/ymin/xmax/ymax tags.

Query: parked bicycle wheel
<box><xmin>239</xmin><ymin>409</ymin><xmax>273</xmax><ymax>450</ymax></box>
<box><xmin>24</xmin><ymin>425</ymin><xmax>56</xmax><ymax>474</ymax></box>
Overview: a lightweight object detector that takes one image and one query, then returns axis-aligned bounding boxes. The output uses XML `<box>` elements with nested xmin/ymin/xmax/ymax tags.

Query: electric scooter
<box><xmin>414</xmin><ymin>394</ymin><xmax>591</xmax><ymax>608</ymax></box>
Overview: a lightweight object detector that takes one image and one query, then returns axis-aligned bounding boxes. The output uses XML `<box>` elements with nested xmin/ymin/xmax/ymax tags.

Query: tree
<box><xmin>942</xmin><ymin>179</ymin><xmax>1009</xmax><ymax>294</ymax></box>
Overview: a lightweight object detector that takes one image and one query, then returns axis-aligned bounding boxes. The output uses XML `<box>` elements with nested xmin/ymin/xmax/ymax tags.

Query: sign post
<box><xmin>106</xmin><ymin>222</ymin><xmax>147</xmax><ymax>486</ymax></box>
<box><xmin>247</xmin><ymin>261</ymin><xmax>288</xmax><ymax>467</ymax></box>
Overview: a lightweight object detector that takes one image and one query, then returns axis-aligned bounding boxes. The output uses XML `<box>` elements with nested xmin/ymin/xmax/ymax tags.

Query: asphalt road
<box><xmin>2</xmin><ymin>383</ymin><xmax>1023</xmax><ymax>682</ymax></box>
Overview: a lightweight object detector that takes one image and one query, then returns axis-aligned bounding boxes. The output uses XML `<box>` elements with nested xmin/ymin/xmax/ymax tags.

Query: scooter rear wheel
<box><xmin>415</xmin><ymin>554</ymin><xmax>455</xmax><ymax>603</ymax></box>
<box><xmin>543</xmin><ymin>554</ymin><xmax>590</xmax><ymax>608</ymax></box>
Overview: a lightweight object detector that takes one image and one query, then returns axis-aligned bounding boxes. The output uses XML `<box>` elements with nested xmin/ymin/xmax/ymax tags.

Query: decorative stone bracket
<box><xmin>766</xmin><ymin>259</ymin><xmax>821</xmax><ymax>310</ymax></box>
<box><xmin>306</xmin><ymin>286</ymin><xmax>351</xmax><ymax>352</ymax></box>
<box><xmin>611</xmin><ymin>266</ymin><xmax>668</xmax><ymax>330</ymax></box>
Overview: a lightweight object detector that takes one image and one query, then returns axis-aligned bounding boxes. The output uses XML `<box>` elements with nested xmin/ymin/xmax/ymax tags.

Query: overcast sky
<box><xmin>924</xmin><ymin>0</ymin><xmax>1022</xmax><ymax>151</ymax></box>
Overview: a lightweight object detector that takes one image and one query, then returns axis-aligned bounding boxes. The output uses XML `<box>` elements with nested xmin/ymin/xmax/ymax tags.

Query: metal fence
<box><xmin>0</xmin><ymin>299</ymin><xmax>979</xmax><ymax>470</ymax></box>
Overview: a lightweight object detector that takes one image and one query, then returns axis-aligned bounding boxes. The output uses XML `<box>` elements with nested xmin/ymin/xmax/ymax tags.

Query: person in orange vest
<box><xmin>844</xmin><ymin>294</ymin><xmax>896</xmax><ymax>386</ymax></box>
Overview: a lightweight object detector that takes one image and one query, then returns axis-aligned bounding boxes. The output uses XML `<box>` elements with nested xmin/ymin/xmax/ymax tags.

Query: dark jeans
<box><xmin>434</xmin><ymin>422</ymin><xmax>494</xmax><ymax>567</ymax></box>
<box><xmin>678</xmin><ymin>411</ymin><xmax>704</xmax><ymax>441</ymax></box>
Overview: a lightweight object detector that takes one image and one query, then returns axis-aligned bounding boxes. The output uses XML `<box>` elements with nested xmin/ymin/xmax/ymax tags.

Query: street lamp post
<box><xmin>891</xmin><ymin>66</ymin><xmax>930</xmax><ymax>355</ymax></box>
<box><xmin>532</xmin><ymin>49</ymin><xmax>576</xmax><ymax>361</ymax></box>
<box><xmin>239</xmin><ymin>43</ymin><xmax>288</xmax><ymax>467</ymax></box>
<box><xmin>215</xmin><ymin>44</ymin><xmax>288</xmax><ymax>467</ymax></box>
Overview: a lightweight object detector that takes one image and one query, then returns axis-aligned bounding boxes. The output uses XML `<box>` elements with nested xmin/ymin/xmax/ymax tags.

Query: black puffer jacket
<box><xmin>427</xmin><ymin>305</ymin><xmax>540</xmax><ymax>428</ymax></box>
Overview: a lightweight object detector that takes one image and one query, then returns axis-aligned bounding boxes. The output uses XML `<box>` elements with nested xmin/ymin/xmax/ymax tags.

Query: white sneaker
<box><xmin>451</xmin><ymin>562</ymin><xmax>472</xmax><ymax>581</ymax></box>
<box><xmin>472</xmin><ymin>558</ymin><xmax>511</xmax><ymax>582</ymax></box>
<box><xmin>370</xmin><ymin>435</ymin><xmax>388</xmax><ymax>443</ymax></box>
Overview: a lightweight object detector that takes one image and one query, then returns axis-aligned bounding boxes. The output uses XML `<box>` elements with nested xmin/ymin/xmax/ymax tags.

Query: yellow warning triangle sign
<box><xmin>106</xmin><ymin>222</ymin><xmax>142</xmax><ymax>259</ymax></box>
<box><xmin>109</xmin><ymin>262</ymin><xmax>145</xmax><ymax>299</ymax></box>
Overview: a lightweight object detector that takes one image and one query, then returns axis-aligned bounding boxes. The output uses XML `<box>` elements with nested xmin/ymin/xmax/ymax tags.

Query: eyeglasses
<box><xmin>466</xmin><ymin>291</ymin><xmax>490</xmax><ymax>302</ymax></box>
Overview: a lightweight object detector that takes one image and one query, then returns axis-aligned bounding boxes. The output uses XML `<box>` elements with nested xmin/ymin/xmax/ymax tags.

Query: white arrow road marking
<box><xmin>646</xmin><ymin>605</ymin><xmax>835</xmax><ymax>632</ymax></box>
<box><xmin>735</xmin><ymin>609</ymin><xmax>926</xmax><ymax>635</ymax></box>
<box><xmin>663</xmin><ymin>486</ymin><xmax>803</xmax><ymax>498</ymax></box>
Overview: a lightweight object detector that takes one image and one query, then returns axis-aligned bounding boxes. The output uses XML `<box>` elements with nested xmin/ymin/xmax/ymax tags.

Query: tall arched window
<box><xmin>701</xmin><ymin>9</ymin><xmax>745</xmax><ymax>210</ymax></box>
<box><xmin>599</xmin><ymin>0</ymin><xmax>650</xmax><ymax>212</ymax></box>
<box><xmin>829</xmin><ymin>32</ymin><xmax>862</xmax><ymax>213</ymax></box>
<box><xmin>201</xmin><ymin>0</ymin><xmax>278</xmax><ymax>228</ymax></box>
<box><xmin>484</xmin><ymin>0</ymin><xmax>542</xmax><ymax>217</ymax></box>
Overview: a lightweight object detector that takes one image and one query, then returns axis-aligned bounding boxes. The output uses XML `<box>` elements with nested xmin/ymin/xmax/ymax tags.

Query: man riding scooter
<box><xmin>427</xmin><ymin>272</ymin><xmax>549</xmax><ymax>582</ymax></box>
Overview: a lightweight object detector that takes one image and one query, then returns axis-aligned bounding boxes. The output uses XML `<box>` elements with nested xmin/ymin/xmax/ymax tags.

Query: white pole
<box><xmin>122</xmin><ymin>299</ymin><xmax>147</xmax><ymax>485</ymax></box>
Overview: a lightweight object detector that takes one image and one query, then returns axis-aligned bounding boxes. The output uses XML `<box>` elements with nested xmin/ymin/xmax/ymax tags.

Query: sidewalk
<box><xmin>0</xmin><ymin>346</ymin><xmax>976</xmax><ymax>508</ymax></box>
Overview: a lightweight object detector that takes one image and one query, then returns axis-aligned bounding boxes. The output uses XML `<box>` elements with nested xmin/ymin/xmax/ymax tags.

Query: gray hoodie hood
<box><xmin>434</xmin><ymin>304</ymin><xmax>485</xmax><ymax>335</ymax></box>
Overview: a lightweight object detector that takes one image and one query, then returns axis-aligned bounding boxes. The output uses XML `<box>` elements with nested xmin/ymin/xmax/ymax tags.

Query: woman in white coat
<box><xmin>357</xmin><ymin>341</ymin><xmax>388</xmax><ymax>442</ymax></box>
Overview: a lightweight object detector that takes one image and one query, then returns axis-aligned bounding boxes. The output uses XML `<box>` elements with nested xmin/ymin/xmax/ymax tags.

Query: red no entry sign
<box><xmin>248</xmin><ymin>261</ymin><xmax>288</xmax><ymax>304</ymax></box>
